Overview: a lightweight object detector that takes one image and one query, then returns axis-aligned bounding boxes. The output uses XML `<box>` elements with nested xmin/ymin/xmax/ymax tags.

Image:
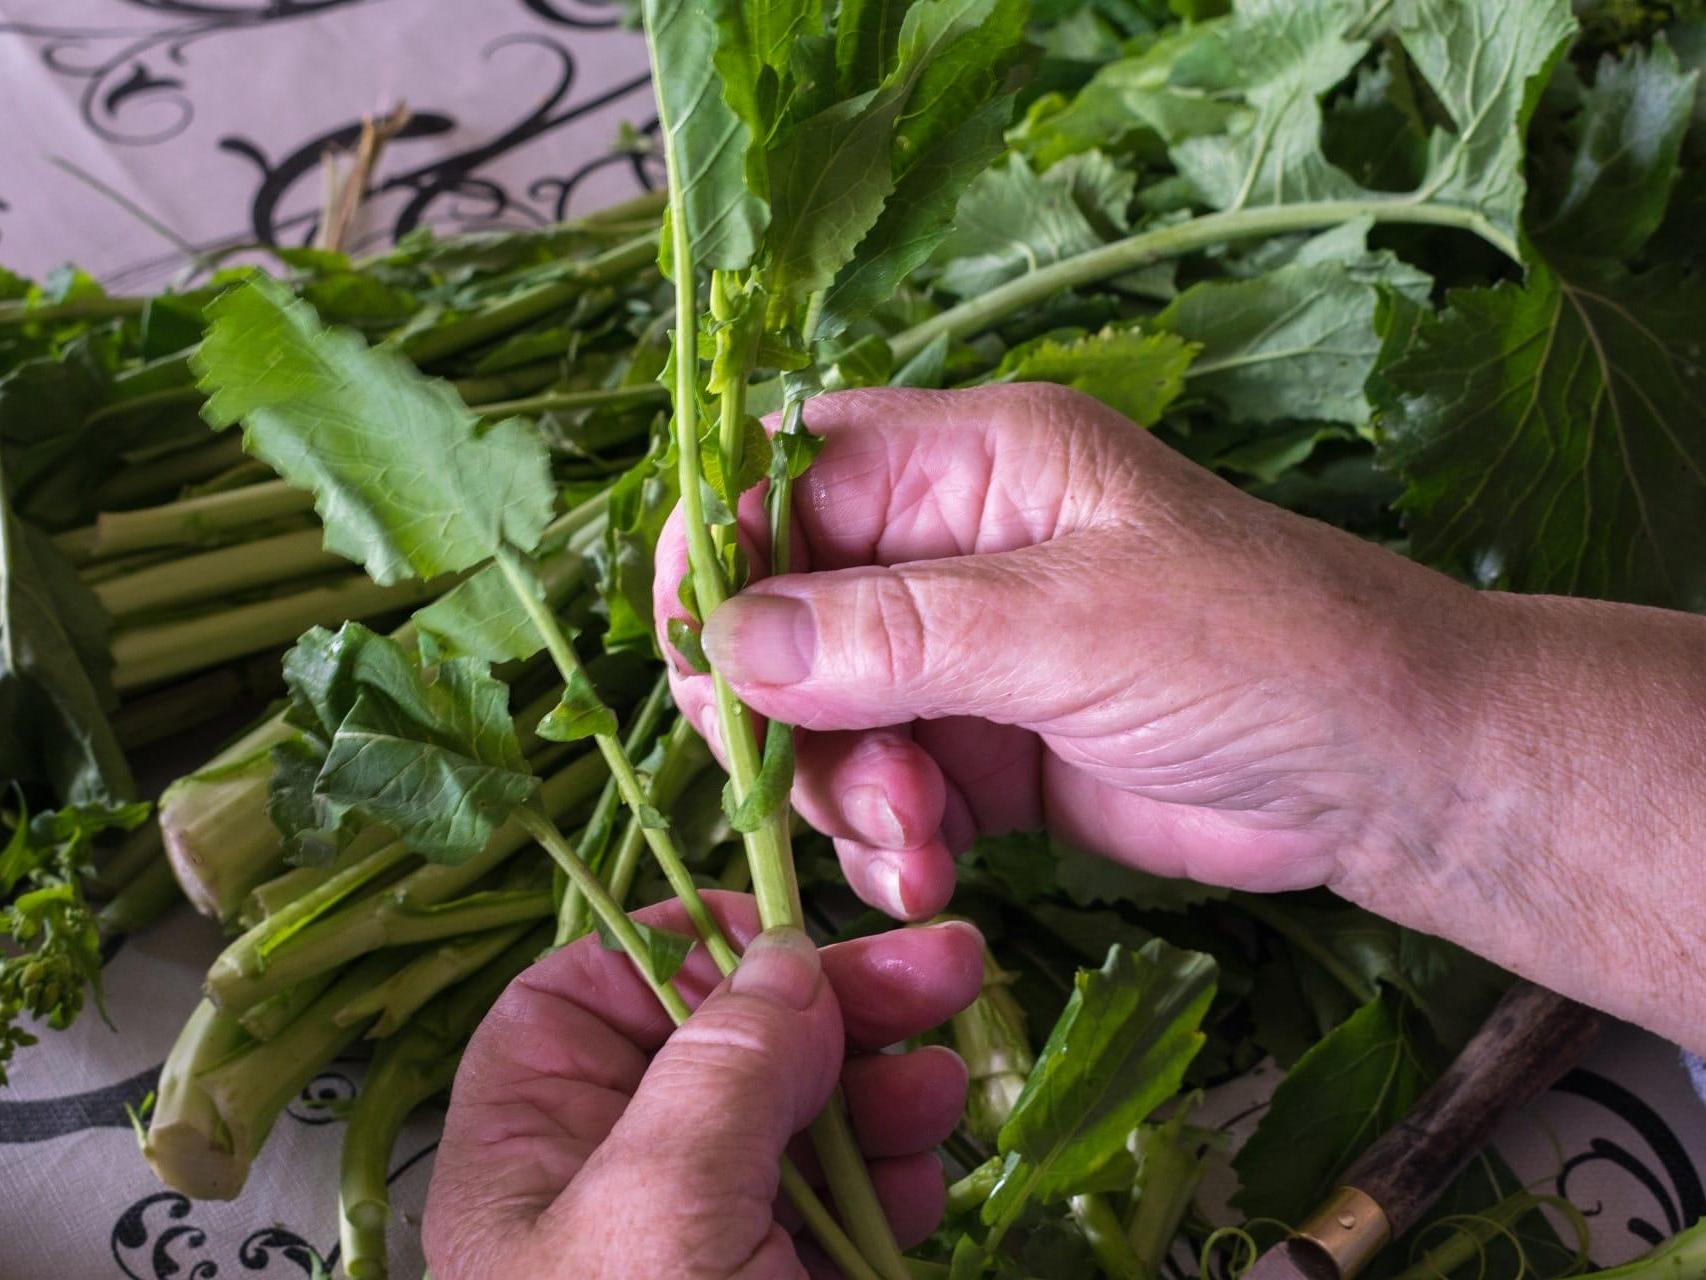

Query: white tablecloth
<box><xmin>2</xmin><ymin>3</ymin><xmax>1705</xmax><ymax>1277</ymax></box>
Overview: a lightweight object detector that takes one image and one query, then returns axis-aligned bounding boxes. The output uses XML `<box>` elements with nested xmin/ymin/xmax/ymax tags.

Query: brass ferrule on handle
<box><xmin>1296</xmin><ymin>1187</ymin><xmax>1390</xmax><ymax>1279</ymax></box>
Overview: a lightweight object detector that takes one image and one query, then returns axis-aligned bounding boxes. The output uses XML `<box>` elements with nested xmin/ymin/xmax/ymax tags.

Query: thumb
<box><xmin>702</xmin><ymin>542</ymin><xmax>1093</xmax><ymax>731</ymax></box>
<box><xmin>550</xmin><ymin>928</ymin><xmax>844</xmax><ymax>1277</ymax></box>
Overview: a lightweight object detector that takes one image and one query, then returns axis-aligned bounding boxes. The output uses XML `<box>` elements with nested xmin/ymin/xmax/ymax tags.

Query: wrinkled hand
<box><xmin>657</xmin><ymin>385</ymin><xmax>1484</xmax><ymax>918</ymax></box>
<box><xmin>423</xmin><ymin>893</ymin><xmax>982</xmax><ymax>1279</ymax></box>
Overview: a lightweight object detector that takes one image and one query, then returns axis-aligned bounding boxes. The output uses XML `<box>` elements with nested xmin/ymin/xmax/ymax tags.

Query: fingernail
<box><xmin>930</xmin><ymin>918</ymin><xmax>983</xmax><ymax>947</ymax></box>
<box><xmin>844</xmin><ymin>784</ymin><xmax>906</xmax><ymax>847</ymax></box>
<box><xmin>730</xmin><ymin>927</ymin><xmax>821</xmax><ymax>1010</ymax></box>
<box><xmin>870</xmin><ymin>857</ymin><xmax>909</xmax><ymax>917</ymax></box>
<box><xmin>703</xmin><ymin>595</ymin><xmax>815</xmax><ymax>685</ymax></box>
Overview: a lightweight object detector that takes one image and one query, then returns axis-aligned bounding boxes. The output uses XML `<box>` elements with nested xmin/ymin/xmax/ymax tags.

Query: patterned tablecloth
<box><xmin>2</xmin><ymin>4</ymin><xmax>1705</xmax><ymax>1278</ymax></box>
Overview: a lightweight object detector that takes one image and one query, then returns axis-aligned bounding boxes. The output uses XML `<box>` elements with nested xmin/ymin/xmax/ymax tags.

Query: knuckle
<box><xmin>848</xmin><ymin>571</ymin><xmax>933</xmax><ymax>689</ymax></box>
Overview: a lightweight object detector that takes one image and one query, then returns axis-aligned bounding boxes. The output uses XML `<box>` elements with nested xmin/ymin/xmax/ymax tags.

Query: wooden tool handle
<box><xmin>1340</xmin><ymin>982</ymin><xmax>1606</xmax><ymax>1239</ymax></box>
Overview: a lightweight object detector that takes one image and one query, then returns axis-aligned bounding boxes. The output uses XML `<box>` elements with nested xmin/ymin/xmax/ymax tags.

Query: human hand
<box><xmin>422</xmin><ymin>892</ymin><xmax>983</xmax><ymax>1279</ymax></box>
<box><xmin>656</xmin><ymin>384</ymin><xmax>1488</xmax><ymax>918</ymax></box>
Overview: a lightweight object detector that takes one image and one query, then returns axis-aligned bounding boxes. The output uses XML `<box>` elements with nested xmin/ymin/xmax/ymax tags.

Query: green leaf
<box><xmin>596</xmin><ymin>917</ymin><xmax>697</xmax><ymax>984</ymax></box>
<box><xmin>931</xmin><ymin>155</ymin><xmax>1108</xmax><ymax>298</ymax></box>
<box><xmin>194</xmin><ymin>276</ymin><xmax>556</xmax><ymax>585</ymax></box>
<box><xmin>275</xmin><ymin>623</ymin><xmax>538</xmax><ymax>863</ymax></box>
<box><xmin>1055</xmin><ymin>846</ymin><xmax>1227</xmax><ymax>913</ymax></box>
<box><xmin>1396</xmin><ymin>0</ymin><xmax>1577</xmax><ymax>245</ymax></box>
<box><xmin>1531</xmin><ymin>36</ymin><xmax>1699</xmax><ymax>261</ymax></box>
<box><xmin>415</xmin><ymin>562</ymin><xmax>549</xmax><ymax>666</ymax></box>
<box><xmin>992</xmin><ymin>327</ymin><xmax>1195</xmax><ymax>425</ymax></box>
<box><xmin>0</xmin><ymin>473</ymin><xmax>132</xmax><ymax>806</ymax></box>
<box><xmin>1008</xmin><ymin>22</ymin><xmax>1243</xmax><ymax>169</ymax></box>
<box><xmin>1167</xmin><ymin>0</ymin><xmax>1367</xmax><ymax>210</ymax></box>
<box><xmin>819</xmin><ymin>95</ymin><xmax>1013</xmax><ymax>337</ymax></box>
<box><xmin>1158</xmin><ymin>249</ymin><xmax>1429</xmax><ymax>428</ymax></box>
<box><xmin>643</xmin><ymin>0</ymin><xmax>769</xmax><ymax>269</ymax></box>
<box><xmin>1375</xmin><ymin>261</ymin><xmax>1706</xmax><ymax>607</ymax></box>
<box><xmin>836</xmin><ymin>0</ymin><xmax>910</xmax><ymax>91</ymax></box>
<box><xmin>701</xmin><ymin>413</ymin><xmax>773</xmax><ymax>507</ymax></box>
<box><xmin>537</xmin><ymin>670</ymin><xmax>619</xmax><ymax>743</ymax></box>
<box><xmin>602</xmin><ymin>437</ymin><xmax>681</xmax><ymax>656</ymax></box>
<box><xmin>769</xmin><ymin>427</ymin><xmax>825</xmax><ymax>483</ymax></box>
<box><xmin>722</xmin><ymin>719</ymin><xmax>796</xmax><ymax>832</ymax></box>
<box><xmin>667</xmin><ymin>618</ymin><xmax>711</xmax><ymax>674</ymax></box>
<box><xmin>766</xmin><ymin>0</ymin><xmax>1007</xmax><ymax>301</ymax></box>
<box><xmin>1232</xmin><ymin>991</ymin><xmax>1431</xmax><ymax>1226</ymax></box>
<box><xmin>986</xmin><ymin>940</ymin><xmax>1217</xmax><ymax>1219</ymax></box>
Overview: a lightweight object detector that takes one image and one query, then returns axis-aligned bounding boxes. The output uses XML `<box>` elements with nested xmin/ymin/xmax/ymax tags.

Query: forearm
<box><xmin>1335</xmin><ymin>591</ymin><xmax>1706</xmax><ymax>1052</ymax></box>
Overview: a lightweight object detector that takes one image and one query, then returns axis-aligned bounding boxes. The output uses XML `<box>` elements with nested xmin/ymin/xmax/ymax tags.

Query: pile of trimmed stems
<box><xmin>143</xmin><ymin>527</ymin><xmax>729</xmax><ymax>1276</ymax></box>
<box><xmin>3</xmin><ymin>193</ymin><xmax>674</xmax><ymax>948</ymax></box>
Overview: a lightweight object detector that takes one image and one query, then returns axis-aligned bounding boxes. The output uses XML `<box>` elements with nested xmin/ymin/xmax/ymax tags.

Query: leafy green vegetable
<box><xmin>271</xmin><ymin>623</ymin><xmax>538</xmax><ymax>864</ymax></box>
<box><xmin>984</xmin><ymin>940</ymin><xmax>1217</xmax><ymax>1225</ymax></box>
<box><xmin>991</xmin><ymin>327</ymin><xmax>1195</xmax><ymax>425</ymax></box>
<box><xmin>1377</xmin><ymin>262</ymin><xmax>1706</xmax><ymax>606</ymax></box>
<box><xmin>0</xmin><ymin>470</ymin><xmax>132</xmax><ymax>806</ymax></box>
<box><xmin>595</xmin><ymin>915</ymin><xmax>697</xmax><ymax>984</ymax></box>
<box><xmin>195</xmin><ymin>277</ymin><xmax>556</xmax><ymax>586</ymax></box>
<box><xmin>0</xmin><ymin>797</ymin><xmax>148</xmax><ymax>1084</ymax></box>
<box><xmin>1233</xmin><ymin>991</ymin><xmax>1431</xmax><ymax>1225</ymax></box>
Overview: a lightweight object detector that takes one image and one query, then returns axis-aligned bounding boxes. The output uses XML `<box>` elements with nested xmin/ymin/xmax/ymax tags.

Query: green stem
<box><xmin>1071</xmin><ymin>1195</ymin><xmax>1142</xmax><ymax>1280</ymax></box>
<box><xmin>87</xmin><ymin>821</ymin><xmax>165</xmax><ymax>897</ymax></box>
<box><xmin>110</xmin><ymin>569</ymin><xmax>447</xmax><ymax>691</ymax></box>
<box><xmin>95</xmin><ymin>856</ymin><xmax>181</xmax><ymax>936</ymax></box>
<box><xmin>400</xmin><ymin>233</ymin><xmax>658</xmax><ymax>365</ymax></box>
<box><xmin>238</xmin><ymin>977</ymin><xmax>334</xmax><ymax>1041</ymax></box>
<box><xmin>495</xmin><ymin>550</ymin><xmax>739</xmax><ymax>973</ymax></box>
<box><xmin>337</xmin><ymin>927</ymin><xmax>550</xmax><ymax>1279</ymax></box>
<box><xmin>379</xmin><ymin>889</ymin><xmax>555</xmax><ymax>945</ymax></box>
<box><xmin>947</xmin><ymin>1156</ymin><xmax>1004</xmax><ymax>1217</ymax></box>
<box><xmin>335</xmin><ymin>923</ymin><xmax>532</xmax><ymax>1037</ymax></box>
<box><xmin>58</xmin><ymin>478</ymin><xmax>316</xmax><ymax>563</ymax></box>
<box><xmin>887</xmin><ymin>199</ymin><xmax>1521</xmax><ymax>366</ymax></box>
<box><xmin>520</xmin><ymin>805</ymin><xmax>882</xmax><ymax>1280</ymax></box>
<box><xmin>203</xmin><ymin>752</ymin><xmax>606</xmax><ymax>1011</ymax></box>
<box><xmin>556</xmin><ymin>677</ymin><xmax>674</xmax><ymax>944</ymax></box>
<box><xmin>93</xmin><ymin>525</ymin><xmax>346</xmax><ymax>622</ymax></box>
<box><xmin>472</xmin><ymin>383</ymin><xmax>668</xmax><ymax>420</ymax></box>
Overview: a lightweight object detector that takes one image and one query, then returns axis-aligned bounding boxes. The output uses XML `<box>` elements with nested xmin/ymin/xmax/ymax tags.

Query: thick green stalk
<box><xmin>208</xmin><ymin>825</ymin><xmax>408</xmax><ymax>988</ymax></box>
<box><xmin>111</xmin><ymin>569</ymin><xmax>447</xmax><ymax>690</ymax></box>
<box><xmin>334</xmin><ymin>923</ymin><xmax>532</xmax><ymax>1037</ymax></box>
<box><xmin>57</xmin><ymin>478</ymin><xmax>316</xmax><ymax>563</ymax></box>
<box><xmin>947</xmin><ymin>1157</ymin><xmax>1004</xmax><ymax>1218</ymax></box>
<box><xmin>400</xmin><ymin>233</ymin><xmax>658</xmax><ymax>365</ymax></box>
<box><xmin>472</xmin><ymin>383</ymin><xmax>668</xmax><ymax>421</ymax></box>
<box><xmin>94</xmin><ymin>525</ymin><xmax>346</xmax><ymax>622</ymax></box>
<box><xmin>0</xmin><ymin>294</ymin><xmax>149</xmax><ymax>326</ymax></box>
<box><xmin>95</xmin><ymin>856</ymin><xmax>181</xmax><ymax>936</ymax></box>
<box><xmin>239</xmin><ymin>977</ymin><xmax>335</xmax><ymax>1041</ymax></box>
<box><xmin>378</xmin><ymin>888</ymin><xmax>555</xmax><ymax>944</ymax></box>
<box><xmin>1071</xmin><ymin>1195</ymin><xmax>1142</xmax><ymax>1280</ymax></box>
<box><xmin>338</xmin><ymin>926</ymin><xmax>551</xmax><ymax>1279</ymax></box>
<box><xmin>91</xmin><ymin>435</ymin><xmax>247</xmax><ymax>510</ymax></box>
<box><xmin>204</xmin><ymin>752</ymin><xmax>605</xmax><ymax>1011</ymax></box>
<box><xmin>887</xmin><ymin>199</ymin><xmax>1522</xmax><ymax>367</ymax></box>
<box><xmin>143</xmin><ymin>1000</ymin><xmax>252</xmax><ymax>1199</ymax></box>
<box><xmin>186</xmin><ymin>952</ymin><xmax>413</xmax><ymax>1198</ymax></box>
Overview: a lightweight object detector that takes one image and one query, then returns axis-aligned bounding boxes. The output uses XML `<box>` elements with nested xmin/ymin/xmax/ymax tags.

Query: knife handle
<box><xmin>1340</xmin><ymin>982</ymin><xmax>1605</xmax><ymax>1240</ymax></box>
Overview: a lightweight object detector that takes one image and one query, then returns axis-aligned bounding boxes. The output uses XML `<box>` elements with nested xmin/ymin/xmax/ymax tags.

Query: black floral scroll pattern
<box><xmin>286</xmin><ymin>1069</ymin><xmax>356</xmax><ymax>1125</ymax></box>
<box><xmin>1554</xmin><ymin>1067</ymin><xmax>1706</xmax><ymax>1255</ymax></box>
<box><xmin>0</xmin><ymin>1</ymin><xmax>385</xmax><ymax>145</ymax></box>
<box><xmin>111</xmin><ymin>1193</ymin><xmax>327</xmax><ymax>1279</ymax></box>
<box><xmin>216</xmin><ymin>34</ymin><xmax>653</xmax><ymax>248</ymax></box>
<box><xmin>520</xmin><ymin>0</ymin><xmax>629</xmax><ymax>30</ymax></box>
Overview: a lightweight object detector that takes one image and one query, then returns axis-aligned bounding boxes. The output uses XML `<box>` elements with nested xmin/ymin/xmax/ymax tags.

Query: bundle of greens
<box><xmin>3</xmin><ymin>0</ymin><xmax>1704</xmax><ymax>1275</ymax></box>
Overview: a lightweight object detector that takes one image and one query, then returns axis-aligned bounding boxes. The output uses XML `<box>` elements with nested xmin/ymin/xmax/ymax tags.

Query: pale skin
<box><xmin>426</xmin><ymin>383</ymin><xmax>1706</xmax><ymax>1278</ymax></box>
